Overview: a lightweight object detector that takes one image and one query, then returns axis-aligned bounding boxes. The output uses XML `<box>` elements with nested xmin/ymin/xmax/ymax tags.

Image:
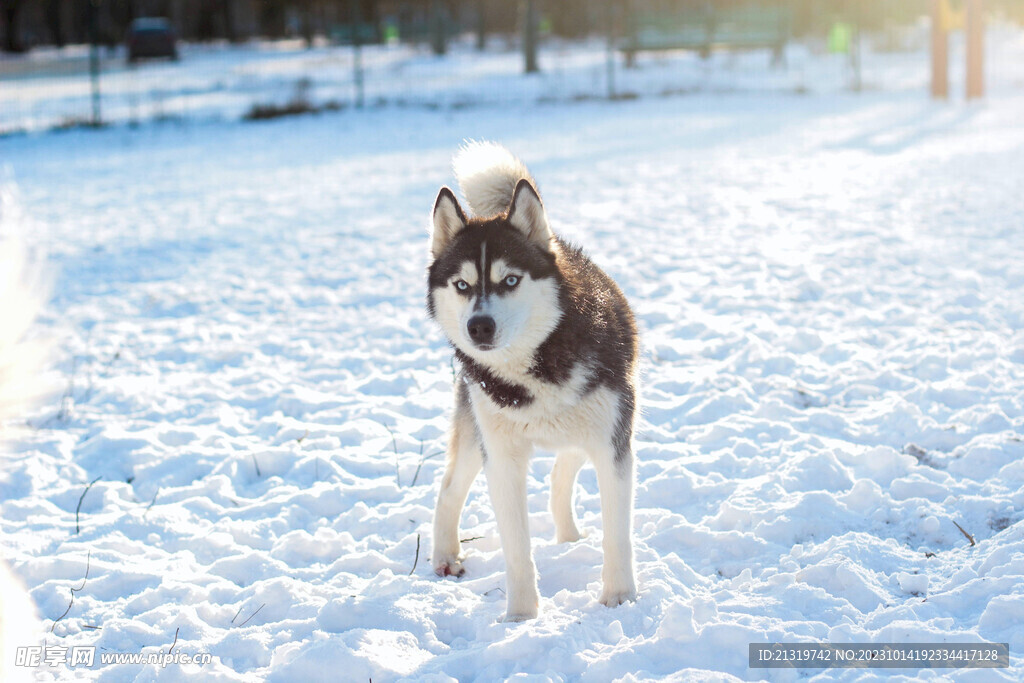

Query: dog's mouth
<box><xmin>473</xmin><ymin>342</ymin><xmax>496</xmax><ymax>352</ymax></box>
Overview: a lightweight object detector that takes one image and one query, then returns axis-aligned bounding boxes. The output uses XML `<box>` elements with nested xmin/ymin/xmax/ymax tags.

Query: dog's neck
<box><xmin>453</xmin><ymin>349</ymin><xmax>535</xmax><ymax>409</ymax></box>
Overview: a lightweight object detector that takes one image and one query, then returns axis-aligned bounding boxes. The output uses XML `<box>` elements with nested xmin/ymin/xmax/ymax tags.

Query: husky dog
<box><xmin>427</xmin><ymin>142</ymin><xmax>639</xmax><ymax>621</ymax></box>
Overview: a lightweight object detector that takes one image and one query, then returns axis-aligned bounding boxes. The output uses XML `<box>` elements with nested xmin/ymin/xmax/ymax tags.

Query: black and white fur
<box><xmin>427</xmin><ymin>142</ymin><xmax>639</xmax><ymax>621</ymax></box>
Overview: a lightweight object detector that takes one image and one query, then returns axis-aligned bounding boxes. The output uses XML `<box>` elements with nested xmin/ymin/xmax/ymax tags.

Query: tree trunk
<box><xmin>222</xmin><ymin>0</ymin><xmax>239</xmax><ymax>43</ymax></box>
<box><xmin>301</xmin><ymin>0</ymin><xmax>315</xmax><ymax>48</ymax></box>
<box><xmin>930</xmin><ymin>0</ymin><xmax>948</xmax><ymax>99</ymax></box>
<box><xmin>45</xmin><ymin>0</ymin><xmax>65</xmax><ymax>47</ymax></box>
<box><xmin>3</xmin><ymin>0</ymin><xmax>26</xmax><ymax>53</ymax></box>
<box><xmin>966</xmin><ymin>0</ymin><xmax>984</xmax><ymax>99</ymax></box>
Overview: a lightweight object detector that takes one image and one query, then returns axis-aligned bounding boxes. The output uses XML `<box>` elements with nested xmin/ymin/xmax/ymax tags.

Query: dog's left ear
<box><xmin>431</xmin><ymin>187</ymin><xmax>467</xmax><ymax>259</ymax></box>
<box><xmin>506</xmin><ymin>179</ymin><xmax>553</xmax><ymax>252</ymax></box>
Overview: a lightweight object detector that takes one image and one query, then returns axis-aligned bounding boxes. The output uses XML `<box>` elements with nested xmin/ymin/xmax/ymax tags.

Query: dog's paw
<box><xmin>432</xmin><ymin>555</ymin><xmax>465</xmax><ymax>578</ymax></box>
<box><xmin>499</xmin><ymin>591</ymin><xmax>539</xmax><ymax>622</ymax></box>
<box><xmin>599</xmin><ymin>587</ymin><xmax>637</xmax><ymax>608</ymax></box>
<box><xmin>555</xmin><ymin>527</ymin><xmax>587</xmax><ymax>544</ymax></box>
<box><xmin>500</xmin><ymin>609</ymin><xmax>537</xmax><ymax>623</ymax></box>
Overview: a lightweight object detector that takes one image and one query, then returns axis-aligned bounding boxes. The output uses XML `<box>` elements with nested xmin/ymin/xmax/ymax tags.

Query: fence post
<box><xmin>350</xmin><ymin>0</ymin><xmax>364</xmax><ymax>108</ymax></box>
<box><xmin>930</xmin><ymin>0</ymin><xmax>948</xmax><ymax>99</ymax></box>
<box><xmin>430</xmin><ymin>0</ymin><xmax>448</xmax><ymax>56</ymax></box>
<box><xmin>476</xmin><ymin>0</ymin><xmax>486</xmax><ymax>51</ymax></box>
<box><xmin>88</xmin><ymin>0</ymin><xmax>101</xmax><ymax>126</ymax></box>
<box><xmin>523</xmin><ymin>0</ymin><xmax>539</xmax><ymax>73</ymax></box>
<box><xmin>849</xmin><ymin>1</ymin><xmax>862</xmax><ymax>92</ymax></box>
<box><xmin>966</xmin><ymin>0</ymin><xmax>984</xmax><ymax>99</ymax></box>
<box><xmin>605</xmin><ymin>0</ymin><xmax>616</xmax><ymax>99</ymax></box>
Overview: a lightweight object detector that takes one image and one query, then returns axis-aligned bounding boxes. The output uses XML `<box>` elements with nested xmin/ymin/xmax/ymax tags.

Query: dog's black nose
<box><xmin>467</xmin><ymin>315</ymin><xmax>496</xmax><ymax>346</ymax></box>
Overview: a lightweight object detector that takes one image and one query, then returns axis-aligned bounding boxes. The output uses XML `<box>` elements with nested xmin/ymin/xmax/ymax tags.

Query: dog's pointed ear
<box><xmin>506</xmin><ymin>179</ymin><xmax>552</xmax><ymax>251</ymax></box>
<box><xmin>431</xmin><ymin>187</ymin><xmax>467</xmax><ymax>259</ymax></box>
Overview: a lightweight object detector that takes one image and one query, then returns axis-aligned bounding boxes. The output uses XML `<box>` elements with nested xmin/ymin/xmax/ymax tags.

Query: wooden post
<box><xmin>966</xmin><ymin>0</ymin><xmax>984</xmax><ymax>99</ymax></box>
<box><xmin>350</xmin><ymin>0</ymin><xmax>364</xmax><ymax>108</ymax></box>
<box><xmin>430</xmin><ymin>0</ymin><xmax>448</xmax><ymax>56</ymax></box>
<box><xmin>523</xmin><ymin>0</ymin><xmax>539</xmax><ymax>73</ymax></box>
<box><xmin>849</xmin><ymin>0</ymin><xmax>862</xmax><ymax>92</ymax></box>
<box><xmin>930</xmin><ymin>0</ymin><xmax>948</xmax><ymax>99</ymax></box>
<box><xmin>476</xmin><ymin>0</ymin><xmax>486</xmax><ymax>51</ymax></box>
<box><xmin>89</xmin><ymin>0</ymin><xmax>101</xmax><ymax>126</ymax></box>
<box><xmin>605</xmin><ymin>0</ymin><xmax>617</xmax><ymax>99</ymax></box>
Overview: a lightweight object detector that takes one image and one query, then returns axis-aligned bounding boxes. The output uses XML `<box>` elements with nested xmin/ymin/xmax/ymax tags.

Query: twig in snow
<box><xmin>167</xmin><ymin>627</ymin><xmax>179</xmax><ymax>654</ymax></box>
<box><xmin>51</xmin><ymin>550</ymin><xmax>91</xmax><ymax>632</ymax></box>
<box><xmin>38</xmin><ymin>356</ymin><xmax>84</xmax><ymax>427</ymax></box>
<box><xmin>952</xmin><ymin>520</ymin><xmax>976</xmax><ymax>547</ymax></box>
<box><xmin>251</xmin><ymin>453</ymin><xmax>261</xmax><ymax>477</ymax></box>
<box><xmin>143</xmin><ymin>488</ymin><xmax>159</xmax><ymax>517</ymax></box>
<box><xmin>409</xmin><ymin>534</ymin><xmax>421</xmax><ymax>575</ymax></box>
<box><xmin>236</xmin><ymin>603</ymin><xmax>266</xmax><ymax>627</ymax></box>
<box><xmin>75</xmin><ymin>476</ymin><xmax>102</xmax><ymax>534</ymax></box>
<box><xmin>460</xmin><ymin>536</ymin><xmax>484</xmax><ymax>543</ymax></box>
<box><xmin>231</xmin><ymin>606</ymin><xmax>244</xmax><ymax>624</ymax></box>
<box><xmin>57</xmin><ymin>356</ymin><xmax>78</xmax><ymax>421</ymax></box>
<box><xmin>373</xmin><ymin>421</ymin><xmax>402</xmax><ymax>486</ymax></box>
<box><xmin>55</xmin><ymin>379</ymin><xmax>74</xmax><ymax>422</ymax></box>
<box><xmin>379</xmin><ymin>421</ymin><xmax>398</xmax><ymax>455</ymax></box>
<box><xmin>410</xmin><ymin>449</ymin><xmax>444</xmax><ymax>488</ymax></box>
<box><xmin>386</xmin><ymin>424</ymin><xmax>400</xmax><ymax>486</ymax></box>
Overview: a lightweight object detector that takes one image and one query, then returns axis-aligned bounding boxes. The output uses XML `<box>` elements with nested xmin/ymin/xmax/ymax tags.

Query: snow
<box><xmin>2</xmin><ymin>26</ymin><xmax>1024</xmax><ymax>682</ymax></box>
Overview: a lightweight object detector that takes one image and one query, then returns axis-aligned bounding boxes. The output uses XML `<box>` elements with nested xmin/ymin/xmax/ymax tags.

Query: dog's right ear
<box><xmin>431</xmin><ymin>187</ymin><xmax>467</xmax><ymax>259</ymax></box>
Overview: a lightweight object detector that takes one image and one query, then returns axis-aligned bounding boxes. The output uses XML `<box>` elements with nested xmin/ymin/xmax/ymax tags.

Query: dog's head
<box><xmin>427</xmin><ymin>180</ymin><xmax>563</xmax><ymax>366</ymax></box>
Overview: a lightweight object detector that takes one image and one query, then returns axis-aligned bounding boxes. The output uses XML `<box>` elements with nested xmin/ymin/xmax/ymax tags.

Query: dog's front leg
<box><xmin>592</xmin><ymin>442</ymin><xmax>637</xmax><ymax>607</ymax></box>
<box><xmin>483</xmin><ymin>438</ymin><xmax>538</xmax><ymax>622</ymax></box>
<box><xmin>432</xmin><ymin>395</ymin><xmax>483</xmax><ymax>578</ymax></box>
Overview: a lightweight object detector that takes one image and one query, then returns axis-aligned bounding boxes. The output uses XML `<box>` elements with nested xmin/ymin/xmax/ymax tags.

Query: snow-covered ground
<box><xmin>2</xmin><ymin>27</ymin><xmax>1024</xmax><ymax>682</ymax></box>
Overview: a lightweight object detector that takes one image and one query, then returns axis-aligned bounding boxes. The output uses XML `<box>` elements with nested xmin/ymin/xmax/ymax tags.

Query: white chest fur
<box><xmin>468</xmin><ymin>363</ymin><xmax>622</xmax><ymax>452</ymax></box>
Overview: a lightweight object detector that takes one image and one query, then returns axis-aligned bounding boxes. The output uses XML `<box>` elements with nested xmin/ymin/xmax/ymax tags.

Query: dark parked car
<box><xmin>126</xmin><ymin>18</ymin><xmax>178</xmax><ymax>63</ymax></box>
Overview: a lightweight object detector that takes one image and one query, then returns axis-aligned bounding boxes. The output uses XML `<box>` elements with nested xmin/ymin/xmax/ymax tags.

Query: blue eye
<box><xmin>454</xmin><ymin>280</ymin><xmax>469</xmax><ymax>291</ymax></box>
<box><xmin>504</xmin><ymin>275</ymin><xmax>520</xmax><ymax>287</ymax></box>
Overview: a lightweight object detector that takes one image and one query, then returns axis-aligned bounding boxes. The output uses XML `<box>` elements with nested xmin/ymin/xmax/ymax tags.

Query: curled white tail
<box><xmin>452</xmin><ymin>141</ymin><xmax>536</xmax><ymax>219</ymax></box>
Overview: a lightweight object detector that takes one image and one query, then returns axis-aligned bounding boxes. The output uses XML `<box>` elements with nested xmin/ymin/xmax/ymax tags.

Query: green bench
<box><xmin>329</xmin><ymin>23</ymin><xmax>380</xmax><ymax>46</ymax></box>
<box><xmin>622</xmin><ymin>2</ymin><xmax>792</xmax><ymax>62</ymax></box>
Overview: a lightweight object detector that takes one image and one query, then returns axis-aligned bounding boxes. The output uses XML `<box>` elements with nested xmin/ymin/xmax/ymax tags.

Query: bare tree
<box><xmin>2</xmin><ymin>0</ymin><xmax>26</xmax><ymax>52</ymax></box>
<box><xmin>44</xmin><ymin>0</ymin><xmax>66</xmax><ymax>47</ymax></box>
<box><xmin>222</xmin><ymin>0</ymin><xmax>239</xmax><ymax>43</ymax></box>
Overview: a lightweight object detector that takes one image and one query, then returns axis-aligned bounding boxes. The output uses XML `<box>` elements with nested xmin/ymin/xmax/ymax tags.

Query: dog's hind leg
<box><xmin>483</xmin><ymin>436</ymin><xmax>539</xmax><ymax>622</ymax></box>
<box><xmin>431</xmin><ymin>393</ymin><xmax>483</xmax><ymax>578</ymax></box>
<box><xmin>590</xmin><ymin>436</ymin><xmax>637</xmax><ymax>608</ymax></box>
<box><xmin>551</xmin><ymin>449</ymin><xmax>586</xmax><ymax>543</ymax></box>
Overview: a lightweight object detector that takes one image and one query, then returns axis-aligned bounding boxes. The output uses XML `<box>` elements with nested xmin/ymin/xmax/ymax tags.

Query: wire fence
<box><xmin>2</xmin><ymin>6</ymin><xmax>1021</xmax><ymax>136</ymax></box>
